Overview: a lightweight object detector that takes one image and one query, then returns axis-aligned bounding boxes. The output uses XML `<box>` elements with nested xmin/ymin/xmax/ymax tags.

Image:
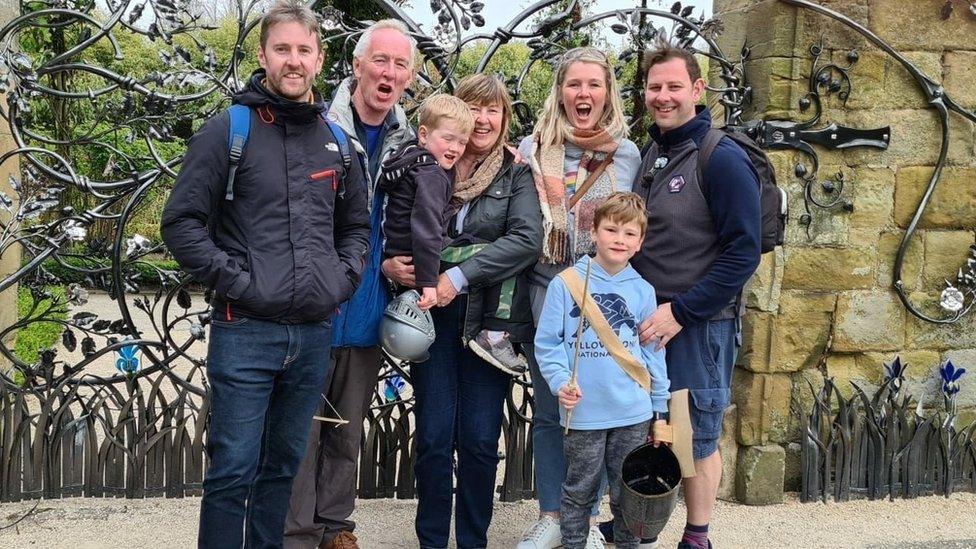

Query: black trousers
<box><xmin>283</xmin><ymin>346</ymin><xmax>383</xmax><ymax>548</ymax></box>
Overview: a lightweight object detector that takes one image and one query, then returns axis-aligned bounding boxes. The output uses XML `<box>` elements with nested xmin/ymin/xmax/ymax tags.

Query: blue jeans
<box><xmin>199</xmin><ymin>309</ymin><xmax>332</xmax><ymax>549</ymax></box>
<box><xmin>525</xmin><ymin>343</ymin><xmax>606</xmax><ymax>515</ymax></box>
<box><xmin>524</xmin><ymin>341</ymin><xmax>565</xmax><ymax>514</ymax></box>
<box><xmin>413</xmin><ymin>297</ymin><xmax>510</xmax><ymax>549</ymax></box>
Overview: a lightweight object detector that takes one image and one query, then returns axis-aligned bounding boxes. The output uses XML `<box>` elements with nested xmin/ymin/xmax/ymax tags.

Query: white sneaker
<box><xmin>640</xmin><ymin>540</ymin><xmax>660</xmax><ymax>549</ymax></box>
<box><xmin>586</xmin><ymin>525</ymin><xmax>607</xmax><ymax>549</ymax></box>
<box><xmin>516</xmin><ymin>516</ymin><xmax>562</xmax><ymax>549</ymax></box>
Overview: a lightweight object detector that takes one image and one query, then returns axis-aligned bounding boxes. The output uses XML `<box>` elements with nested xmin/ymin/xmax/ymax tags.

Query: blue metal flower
<box><xmin>883</xmin><ymin>356</ymin><xmax>906</xmax><ymax>393</ymax></box>
<box><xmin>384</xmin><ymin>375</ymin><xmax>406</xmax><ymax>402</ymax></box>
<box><xmin>883</xmin><ymin>356</ymin><xmax>906</xmax><ymax>381</ymax></box>
<box><xmin>939</xmin><ymin>359</ymin><xmax>966</xmax><ymax>396</ymax></box>
<box><xmin>115</xmin><ymin>344</ymin><xmax>140</xmax><ymax>374</ymax></box>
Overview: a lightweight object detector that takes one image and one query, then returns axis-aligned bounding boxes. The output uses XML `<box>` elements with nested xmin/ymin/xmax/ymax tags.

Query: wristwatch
<box><xmin>652</xmin><ymin>411</ymin><xmax>670</xmax><ymax>422</ymax></box>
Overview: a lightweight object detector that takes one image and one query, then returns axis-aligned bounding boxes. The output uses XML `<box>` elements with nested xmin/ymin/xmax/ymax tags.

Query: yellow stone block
<box><xmin>876</xmin><ymin>231</ymin><xmax>923</xmax><ymax>291</ymax></box>
<box><xmin>894</xmin><ymin>166</ymin><xmax>976</xmax><ymax>230</ymax></box>
<box><xmin>849</xmin><ymin>167</ymin><xmax>895</xmax><ymax>229</ymax></box>
<box><xmin>921</xmin><ymin>230</ymin><xmax>976</xmax><ymax>288</ymax></box>
<box><xmin>840</xmin><ymin>109</ymin><xmax>974</xmax><ymax>168</ymax></box>
<box><xmin>732</xmin><ymin>368</ymin><xmax>793</xmax><ymax>445</ymax></box>
<box><xmin>833</xmin><ymin>290</ymin><xmax>906</xmax><ymax>352</ymax></box>
<box><xmin>782</xmin><ymin>246</ymin><xmax>876</xmax><ymax>291</ymax></box>
<box><xmin>868</xmin><ymin>0</ymin><xmax>976</xmax><ymax>51</ymax></box>
<box><xmin>944</xmin><ymin>51</ymin><xmax>976</xmax><ymax>112</ymax></box>
<box><xmin>744</xmin><ymin>247</ymin><xmax>783</xmax><ymax>312</ymax></box>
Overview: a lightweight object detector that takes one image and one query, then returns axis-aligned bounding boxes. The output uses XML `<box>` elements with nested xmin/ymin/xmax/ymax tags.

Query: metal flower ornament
<box><xmin>940</xmin><ymin>359</ymin><xmax>967</xmax><ymax>424</ymax></box>
<box><xmin>882</xmin><ymin>355</ymin><xmax>907</xmax><ymax>398</ymax></box>
<box><xmin>803</xmin><ymin>356</ymin><xmax>975</xmax><ymax>502</ymax></box>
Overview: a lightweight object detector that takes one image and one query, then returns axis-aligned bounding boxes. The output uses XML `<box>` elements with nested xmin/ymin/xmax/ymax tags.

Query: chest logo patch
<box><xmin>668</xmin><ymin>175</ymin><xmax>686</xmax><ymax>193</ymax></box>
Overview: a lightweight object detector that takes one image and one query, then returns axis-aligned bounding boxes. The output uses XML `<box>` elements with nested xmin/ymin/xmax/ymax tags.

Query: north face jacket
<box><xmin>160</xmin><ymin>70</ymin><xmax>370</xmax><ymax>324</ymax></box>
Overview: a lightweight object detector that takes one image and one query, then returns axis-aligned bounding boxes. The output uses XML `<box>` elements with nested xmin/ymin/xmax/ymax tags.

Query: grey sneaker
<box><xmin>469</xmin><ymin>330</ymin><xmax>528</xmax><ymax>376</ymax></box>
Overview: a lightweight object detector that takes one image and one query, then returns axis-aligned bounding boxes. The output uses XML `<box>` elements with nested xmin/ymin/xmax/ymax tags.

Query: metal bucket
<box><xmin>619</xmin><ymin>442</ymin><xmax>682</xmax><ymax>540</ymax></box>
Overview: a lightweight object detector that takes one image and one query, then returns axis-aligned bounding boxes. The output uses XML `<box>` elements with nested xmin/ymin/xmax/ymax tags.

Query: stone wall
<box><xmin>0</xmin><ymin>3</ymin><xmax>20</xmax><ymax>369</ymax></box>
<box><xmin>713</xmin><ymin>0</ymin><xmax>976</xmax><ymax>504</ymax></box>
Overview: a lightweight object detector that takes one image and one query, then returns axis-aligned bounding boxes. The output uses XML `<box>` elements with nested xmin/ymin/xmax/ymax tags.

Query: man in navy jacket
<box><xmin>631</xmin><ymin>43</ymin><xmax>761</xmax><ymax>549</ymax></box>
<box><xmin>160</xmin><ymin>3</ymin><xmax>369</xmax><ymax>547</ymax></box>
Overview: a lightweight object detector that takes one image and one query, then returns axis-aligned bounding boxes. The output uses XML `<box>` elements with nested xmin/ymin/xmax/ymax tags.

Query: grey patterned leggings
<box><xmin>561</xmin><ymin>421</ymin><xmax>650</xmax><ymax>549</ymax></box>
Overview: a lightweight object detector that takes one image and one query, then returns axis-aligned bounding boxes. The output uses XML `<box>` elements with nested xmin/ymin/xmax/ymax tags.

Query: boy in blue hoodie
<box><xmin>535</xmin><ymin>192</ymin><xmax>671</xmax><ymax>549</ymax></box>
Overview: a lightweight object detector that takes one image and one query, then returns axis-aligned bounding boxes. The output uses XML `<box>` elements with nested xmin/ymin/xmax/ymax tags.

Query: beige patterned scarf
<box><xmin>528</xmin><ymin>127</ymin><xmax>620</xmax><ymax>264</ymax></box>
<box><xmin>450</xmin><ymin>146</ymin><xmax>504</xmax><ymax>213</ymax></box>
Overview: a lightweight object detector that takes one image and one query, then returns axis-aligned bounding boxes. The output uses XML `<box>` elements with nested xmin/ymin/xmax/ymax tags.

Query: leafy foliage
<box><xmin>14</xmin><ymin>285</ymin><xmax>67</xmax><ymax>366</ymax></box>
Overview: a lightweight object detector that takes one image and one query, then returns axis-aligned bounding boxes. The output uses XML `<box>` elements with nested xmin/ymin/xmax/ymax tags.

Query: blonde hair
<box><xmin>593</xmin><ymin>192</ymin><xmax>647</xmax><ymax>236</ymax></box>
<box><xmin>454</xmin><ymin>74</ymin><xmax>513</xmax><ymax>150</ymax></box>
<box><xmin>534</xmin><ymin>47</ymin><xmax>629</xmax><ymax>147</ymax></box>
<box><xmin>418</xmin><ymin>93</ymin><xmax>475</xmax><ymax>135</ymax></box>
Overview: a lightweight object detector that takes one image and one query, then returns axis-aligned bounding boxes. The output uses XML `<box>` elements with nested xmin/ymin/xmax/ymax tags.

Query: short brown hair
<box><xmin>454</xmin><ymin>74</ymin><xmax>513</xmax><ymax>150</ymax></box>
<box><xmin>418</xmin><ymin>93</ymin><xmax>475</xmax><ymax>135</ymax></box>
<box><xmin>593</xmin><ymin>192</ymin><xmax>648</xmax><ymax>235</ymax></box>
<box><xmin>641</xmin><ymin>40</ymin><xmax>701</xmax><ymax>83</ymax></box>
<box><xmin>260</xmin><ymin>1</ymin><xmax>322</xmax><ymax>51</ymax></box>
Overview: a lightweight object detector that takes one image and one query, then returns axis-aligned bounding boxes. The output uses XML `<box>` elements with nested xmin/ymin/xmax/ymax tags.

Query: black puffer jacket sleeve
<box><xmin>160</xmin><ymin>113</ymin><xmax>251</xmax><ymax>300</ymax></box>
<box><xmin>410</xmin><ymin>163</ymin><xmax>452</xmax><ymax>288</ymax></box>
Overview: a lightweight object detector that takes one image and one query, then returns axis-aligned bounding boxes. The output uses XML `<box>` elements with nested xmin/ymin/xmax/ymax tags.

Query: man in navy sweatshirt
<box><xmin>630</xmin><ymin>43</ymin><xmax>761</xmax><ymax>549</ymax></box>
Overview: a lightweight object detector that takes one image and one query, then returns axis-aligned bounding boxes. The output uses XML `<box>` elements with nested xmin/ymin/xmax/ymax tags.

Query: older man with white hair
<box><xmin>284</xmin><ymin>18</ymin><xmax>416</xmax><ymax>549</ymax></box>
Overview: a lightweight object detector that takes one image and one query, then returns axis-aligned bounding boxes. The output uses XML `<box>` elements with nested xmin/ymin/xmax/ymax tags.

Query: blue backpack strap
<box><xmin>321</xmin><ymin>112</ymin><xmax>351</xmax><ymax>171</ymax></box>
<box><xmin>226</xmin><ymin>104</ymin><xmax>250</xmax><ymax>201</ymax></box>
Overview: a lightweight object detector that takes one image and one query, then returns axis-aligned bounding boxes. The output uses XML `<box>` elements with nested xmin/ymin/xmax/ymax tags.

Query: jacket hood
<box><xmin>233</xmin><ymin>69</ymin><xmax>325</xmax><ymax>122</ymax></box>
<box><xmin>573</xmin><ymin>254</ymin><xmax>642</xmax><ymax>284</ymax></box>
<box><xmin>377</xmin><ymin>139</ymin><xmax>440</xmax><ymax>191</ymax></box>
<box><xmin>648</xmin><ymin>105</ymin><xmax>712</xmax><ymax>149</ymax></box>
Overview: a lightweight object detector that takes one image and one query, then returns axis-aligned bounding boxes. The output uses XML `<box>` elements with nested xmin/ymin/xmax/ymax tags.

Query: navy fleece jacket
<box><xmin>645</xmin><ymin>107</ymin><xmax>761</xmax><ymax>326</ymax></box>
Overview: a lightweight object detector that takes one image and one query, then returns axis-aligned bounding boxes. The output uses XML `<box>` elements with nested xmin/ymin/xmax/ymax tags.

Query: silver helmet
<box><xmin>619</xmin><ymin>442</ymin><xmax>681</xmax><ymax>540</ymax></box>
<box><xmin>380</xmin><ymin>290</ymin><xmax>436</xmax><ymax>363</ymax></box>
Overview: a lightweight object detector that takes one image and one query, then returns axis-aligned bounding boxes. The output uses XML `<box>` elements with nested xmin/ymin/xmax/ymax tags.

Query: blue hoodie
<box><xmin>535</xmin><ymin>255</ymin><xmax>670</xmax><ymax>430</ymax></box>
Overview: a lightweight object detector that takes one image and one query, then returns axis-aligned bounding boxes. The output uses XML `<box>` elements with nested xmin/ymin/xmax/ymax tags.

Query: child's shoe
<box><xmin>586</xmin><ymin>525</ymin><xmax>607</xmax><ymax>548</ymax></box>
<box><xmin>469</xmin><ymin>329</ymin><xmax>528</xmax><ymax>376</ymax></box>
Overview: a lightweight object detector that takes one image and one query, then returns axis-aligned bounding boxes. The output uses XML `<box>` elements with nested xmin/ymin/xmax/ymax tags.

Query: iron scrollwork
<box><xmin>0</xmin><ymin>0</ymin><xmax>970</xmax><ymax>504</ymax></box>
<box><xmin>780</xmin><ymin>0</ymin><xmax>976</xmax><ymax>323</ymax></box>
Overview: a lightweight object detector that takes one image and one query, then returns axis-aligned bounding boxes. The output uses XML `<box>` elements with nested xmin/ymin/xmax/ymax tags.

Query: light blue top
<box><xmin>535</xmin><ymin>255</ymin><xmax>670</xmax><ymax>430</ymax></box>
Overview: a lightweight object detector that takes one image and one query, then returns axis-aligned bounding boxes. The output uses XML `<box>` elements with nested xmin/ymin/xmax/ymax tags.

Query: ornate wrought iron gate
<box><xmin>0</xmin><ymin>0</ymin><xmax>973</xmax><ymax>503</ymax></box>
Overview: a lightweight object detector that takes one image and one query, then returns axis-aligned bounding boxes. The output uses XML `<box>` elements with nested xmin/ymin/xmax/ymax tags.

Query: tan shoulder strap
<box><xmin>569</xmin><ymin>150</ymin><xmax>616</xmax><ymax>210</ymax></box>
<box><xmin>558</xmin><ymin>267</ymin><xmax>651</xmax><ymax>392</ymax></box>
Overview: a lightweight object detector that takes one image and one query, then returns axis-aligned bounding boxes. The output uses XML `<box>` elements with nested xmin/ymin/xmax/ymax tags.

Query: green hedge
<box><xmin>14</xmin><ymin>285</ymin><xmax>67</xmax><ymax>366</ymax></box>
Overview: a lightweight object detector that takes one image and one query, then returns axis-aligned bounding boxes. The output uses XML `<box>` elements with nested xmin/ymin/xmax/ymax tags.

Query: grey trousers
<box><xmin>561</xmin><ymin>421</ymin><xmax>649</xmax><ymax>549</ymax></box>
<box><xmin>283</xmin><ymin>346</ymin><xmax>384</xmax><ymax>549</ymax></box>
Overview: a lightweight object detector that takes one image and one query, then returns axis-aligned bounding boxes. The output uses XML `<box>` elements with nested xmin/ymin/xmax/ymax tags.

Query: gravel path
<box><xmin>1</xmin><ymin>493</ymin><xmax>974</xmax><ymax>548</ymax></box>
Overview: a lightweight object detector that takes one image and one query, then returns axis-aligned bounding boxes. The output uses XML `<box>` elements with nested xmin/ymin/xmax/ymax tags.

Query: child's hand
<box><xmin>417</xmin><ymin>287</ymin><xmax>438</xmax><ymax>310</ymax></box>
<box><xmin>558</xmin><ymin>384</ymin><xmax>582</xmax><ymax>410</ymax></box>
<box><xmin>649</xmin><ymin>419</ymin><xmax>672</xmax><ymax>448</ymax></box>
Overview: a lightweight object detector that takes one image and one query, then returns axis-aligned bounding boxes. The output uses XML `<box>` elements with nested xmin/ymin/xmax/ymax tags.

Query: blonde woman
<box><xmin>516</xmin><ymin>47</ymin><xmax>643</xmax><ymax>549</ymax></box>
